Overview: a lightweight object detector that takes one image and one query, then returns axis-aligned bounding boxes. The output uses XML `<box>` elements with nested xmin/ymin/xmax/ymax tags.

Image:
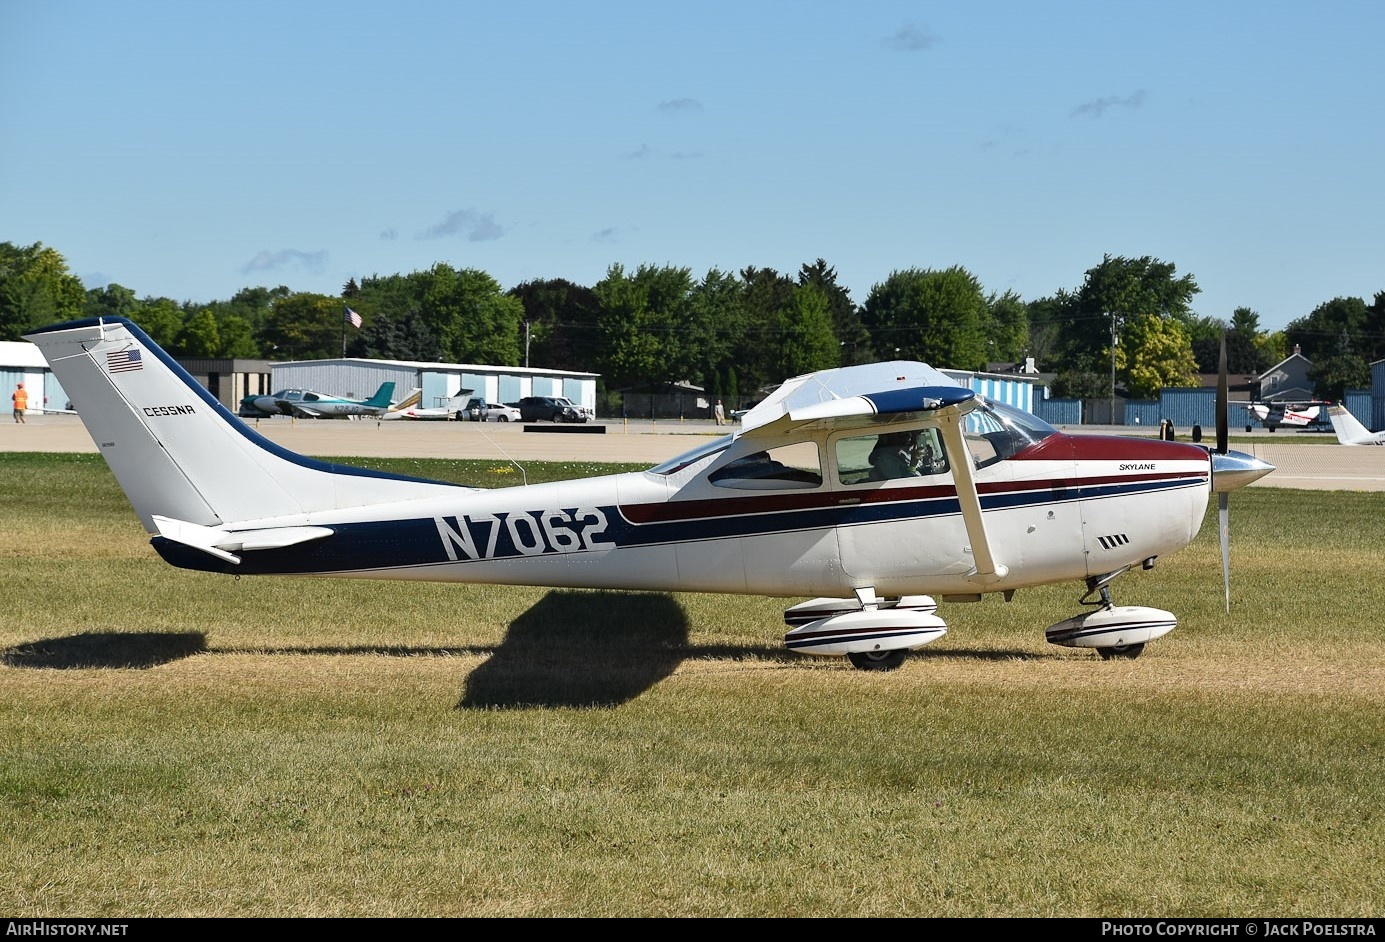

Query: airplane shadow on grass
<box><xmin>2</xmin><ymin>591</ymin><xmax>697</xmax><ymax>707</ymax></box>
<box><xmin>460</xmin><ymin>590</ymin><xmax>691</xmax><ymax>709</ymax></box>
<box><xmin>3</xmin><ymin>589</ymin><xmax>1045</xmax><ymax>705</ymax></box>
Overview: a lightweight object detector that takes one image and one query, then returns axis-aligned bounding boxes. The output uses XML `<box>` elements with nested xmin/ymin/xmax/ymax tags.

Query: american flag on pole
<box><xmin>106</xmin><ymin>349</ymin><xmax>143</xmax><ymax>373</ymax></box>
<box><xmin>346</xmin><ymin>307</ymin><xmax>363</xmax><ymax>329</ymax></box>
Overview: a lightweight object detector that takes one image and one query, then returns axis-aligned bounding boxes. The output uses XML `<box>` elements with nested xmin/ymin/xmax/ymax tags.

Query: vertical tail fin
<box><xmin>365</xmin><ymin>381</ymin><xmax>396</xmax><ymax>409</ymax></box>
<box><xmin>23</xmin><ymin>318</ymin><xmax>463</xmax><ymax>532</ymax></box>
<box><xmin>1326</xmin><ymin>403</ymin><xmax>1384</xmax><ymax>445</ymax></box>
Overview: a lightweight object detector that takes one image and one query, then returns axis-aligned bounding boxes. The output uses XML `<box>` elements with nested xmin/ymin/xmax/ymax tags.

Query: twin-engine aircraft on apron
<box><xmin>26</xmin><ymin>317</ymin><xmax>1274</xmax><ymax>671</ymax></box>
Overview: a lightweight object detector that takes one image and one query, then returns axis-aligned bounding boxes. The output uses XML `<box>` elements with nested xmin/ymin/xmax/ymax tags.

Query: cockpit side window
<box><xmin>836</xmin><ymin>427</ymin><xmax>948</xmax><ymax>485</ymax></box>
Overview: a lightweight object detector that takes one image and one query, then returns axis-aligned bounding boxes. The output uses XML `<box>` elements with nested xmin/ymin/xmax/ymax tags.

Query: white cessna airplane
<box><xmin>1245</xmin><ymin>400</ymin><xmax>1324</xmax><ymax>432</ymax></box>
<box><xmin>25</xmin><ymin>317</ymin><xmax>1275</xmax><ymax>670</ymax></box>
<box><xmin>1326</xmin><ymin>403</ymin><xmax>1385</xmax><ymax>445</ymax></box>
<box><xmin>380</xmin><ymin>390</ymin><xmax>475</xmax><ymax>421</ymax></box>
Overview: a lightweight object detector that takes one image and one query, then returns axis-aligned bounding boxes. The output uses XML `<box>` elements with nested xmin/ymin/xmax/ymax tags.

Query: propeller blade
<box><xmin>1219</xmin><ymin>492</ymin><xmax>1230</xmax><ymax>613</ymax></box>
<box><xmin>1217</xmin><ymin>334</ymin><xmax>1229</xmax><ymax>455</ymax></box>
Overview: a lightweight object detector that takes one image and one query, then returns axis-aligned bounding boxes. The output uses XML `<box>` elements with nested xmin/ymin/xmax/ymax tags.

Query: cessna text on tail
<box><xmin>25</xmin><ymin>318</ymin><xmax>1274</xmax><ymax>671</ymax></box>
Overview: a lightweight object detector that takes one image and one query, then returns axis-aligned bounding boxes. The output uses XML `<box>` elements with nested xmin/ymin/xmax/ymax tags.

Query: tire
<box><xmin>847</xmin><ymin>649</ymin><xmax>908</xmax><ymax>671</ymax></box>
<box><xmin>498</xmin><ymin>415</ymin><xmax>509</xmax><ymax>422</ymax></box>
<box><xmin>1097</xmin><ymin>643</ymin><xmax>1145</xmax><ymax>660</ymax></box>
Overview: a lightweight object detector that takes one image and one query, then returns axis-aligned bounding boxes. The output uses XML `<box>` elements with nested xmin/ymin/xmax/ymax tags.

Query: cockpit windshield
<box><xmin>648</xmin><ymin>434</ymin><xmax>734</xmax><ymax>475</ymax></box>
<box><xmin>964</xmin><ymin>398</ymin><xmax>1058</xmax><ymax>468</ymax></box>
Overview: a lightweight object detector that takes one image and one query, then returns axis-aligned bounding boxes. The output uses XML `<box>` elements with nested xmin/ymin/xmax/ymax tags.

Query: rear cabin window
<box><xmin>708</xmin><ymin>442</ymin><xmax>822</xmax><ymax>490</ymax></box>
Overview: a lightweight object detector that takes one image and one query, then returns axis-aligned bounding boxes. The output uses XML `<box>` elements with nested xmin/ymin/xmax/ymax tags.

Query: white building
<box><xmin>1</xmin><ymin>340</ymin><xmax>63</xmax><ymax>413</ymax></box>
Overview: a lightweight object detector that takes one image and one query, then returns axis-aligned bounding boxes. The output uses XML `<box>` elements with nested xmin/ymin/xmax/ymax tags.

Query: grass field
<box><xmin>1</xmin><ymin>452</ymin><xmax>1383</xmax><ymax>918</ymax></box>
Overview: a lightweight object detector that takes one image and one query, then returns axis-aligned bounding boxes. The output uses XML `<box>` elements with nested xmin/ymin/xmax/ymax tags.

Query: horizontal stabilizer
<box><xmin>153</xmin><ymin>515</ymin><xmax>334</xmax><ymax>564</ymax></box>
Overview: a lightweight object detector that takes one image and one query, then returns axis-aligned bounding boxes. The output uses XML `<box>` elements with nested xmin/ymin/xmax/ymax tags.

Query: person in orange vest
<box><xmin>12</xmin><ymin>382</ymin><xmax>28</xmax><ymax>424</ymax></box>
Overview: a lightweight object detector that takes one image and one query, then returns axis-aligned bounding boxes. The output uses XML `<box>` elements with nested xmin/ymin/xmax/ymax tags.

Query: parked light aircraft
<box><xmin>26</xmin><ymin>317</ymin><xmax>1275</xmax><ymax>670</ymax></box>
<box><xmin>1245</xmin><ymin>401</ymin><xmax>1325</xmax><ymax>432</ymax></box>
<box><xmin>238</xmin><ymin>381</ymin><xmax>397</xmax><ymax>419</ymax></box>
<box><xmin>380</xmin><ymin>390</ymin><xmax>475</xmax><ymax>421</ymax></box>
<box><xmin>1326</xmin><ymin>403</ymin><xmax>1385</xmax><ymax>445</ymax></box>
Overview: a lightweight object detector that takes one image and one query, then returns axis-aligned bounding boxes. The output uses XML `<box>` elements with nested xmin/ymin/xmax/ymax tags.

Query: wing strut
<box><xmin>936</xmin><ymin>412</ymin><xmax>1008</xmax><ymax>584</ymax></box>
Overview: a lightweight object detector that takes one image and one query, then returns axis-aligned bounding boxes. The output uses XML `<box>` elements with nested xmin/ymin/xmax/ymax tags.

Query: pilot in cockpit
<box><xmin>868</xmin><ymin>432</ymin><xmax>921</xmax><ymax>480</ymax></box>
<box><xmin>868</xmin><ymin>430</ymin><xmax>947</xmax><ymax>480</ymax></box>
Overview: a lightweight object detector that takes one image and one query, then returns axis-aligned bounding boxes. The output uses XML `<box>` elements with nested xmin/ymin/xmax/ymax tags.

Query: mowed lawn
<box><xmin>1</xmin><ymin>452</ymin><xmax>1383</xmax><ymax>918</ymax></box>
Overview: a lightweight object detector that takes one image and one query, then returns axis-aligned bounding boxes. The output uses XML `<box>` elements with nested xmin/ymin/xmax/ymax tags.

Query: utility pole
<box><xmin>1109</xmin><ymin>311</ymin><xmax>1117</xmax><ymax>425</ymax></box>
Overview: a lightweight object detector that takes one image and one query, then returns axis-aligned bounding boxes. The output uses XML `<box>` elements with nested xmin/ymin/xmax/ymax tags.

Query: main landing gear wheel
<box><xmin>1098</xmin><ymin>643</ymin><xmax>1145</xmax><ymax>660</ymax></box>
<box><xmin>847</xmin><ymin>649</ymin><xmax>908</xmax><ymax>671</ymax></box>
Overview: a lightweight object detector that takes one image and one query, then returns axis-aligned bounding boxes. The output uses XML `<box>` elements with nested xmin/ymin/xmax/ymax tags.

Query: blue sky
<box><xmin>4</xmin><ymin>0</ymin><xmax>1382</xmax><ymax>333</ymax></box>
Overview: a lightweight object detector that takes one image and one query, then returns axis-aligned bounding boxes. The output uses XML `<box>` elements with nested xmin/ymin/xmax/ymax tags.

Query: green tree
<box><xmin>685</xmin><ymin>268</ymin><xmax>744</xmax><ymax>394</ymax></box>
<box><xmin>1226</xmin><ymin>307</ymin><xmax>1273</xmax><ymax>375</ymax></box>
<box><xmin>984</xmin><ymin>289</ymin><xmax>1030</xmax><ymax>366</ymax></box>
<box><xmin>176</xmin><ymin>309</ymin><xmax>223</xmax><ymax>357</ymax></box>
<box><xmin>1114</xmin><ymin>313</ymin><xmax>1199</xmax><ymax>398</ymax></box>
<box><xmin>592</xmin><ymin>264</ymin><xmax>694</xmax><ymax>389</ymax></box>
<box><xmin>798</xmin><ymin>259</ymin><xmax>867</xmax><ymax>363</ymax></box>
<box><xmin>593</xmin><ymin>264</ymin><xmax>660</xmax><ymax>390</ymax></box>
<box><xmin>632</xmin><ymin>264</ymin><xmax>697</xmax><ymax>383</ymax></box>
<box><xmin>262</xmin><ymin>292</ymin><xmax>347</xmax><ymax>359</ymax></box>
<box><xmin>737</xmin><ymin>267</ymin><xmax>797</xmax><ymax>390</ymax></box>
<box><xmin>128</xmin><ymin>297</ymin><xmax>187</xmax><ymax>351</ymax></box>
<box><xmin>1055</xmin><ymin>254</ymin><xmax>1199</xmax><ymax>375</ymax></box>
<box><xmin>861</xmin><ymin>266</ymin><xmax>988</xmax><ymax>370</ymax></box>
<box><xmin>777</xmin><ymin>284</ymin><xmax>840</xmax><ymax>378</ymax></box>
<box><xmin>1286</xmin><ymin>296</ymin><xmax>1384</xmax><ymax>366</ymax></box>
<box><xmin>417</xmin><ymin>264</ymin><xmax>523</xmax><ymax>365</ymax></box>
<box><xmin>1049</xmin><ymin>369</ymin><xmax>1110</xmax><ymax>400</ymax></box>
<box><xmin>1024</xmin><ymin>295</ymin><xmax>1064</xmax><ymax>370</ymax></box>
<box><xmin>1308</xmin><ymin>327</ymin><xmax>1372</xmax><ymax>402</ymax></box>
<box><xmin>1186</xmin><ymin>313</ymin><xmax>1230</xmax><ymax>374</ymax></box>
<box><xmin>83</xmin><ymin>283</ymin><xmax>139</xmax><ymax>319</ymax></box>
<box><xmin>216</xmin><ymin>314</ymin><xmax>260</xmax><ymax>358</ymax></box>
<box><xmin>0</xmin><ymin>241</ymin><xmax>85</xmax><ymax>340</ymax></box>
<box><xmin>507</xmin><ymin>278</ymin><xmax>602</xmax><ymax>371</ymax></box>
<box><xmin>354</xmin><ymin>311</ymin><xmax>441</xmax><ymax>361</ymax></box>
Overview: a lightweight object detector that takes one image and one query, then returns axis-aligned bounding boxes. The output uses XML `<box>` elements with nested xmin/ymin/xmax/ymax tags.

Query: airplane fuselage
<box><xmin>153</xmin><ymin>431</ymin><xmax>1212</xmax><ymax>600</ymax></box>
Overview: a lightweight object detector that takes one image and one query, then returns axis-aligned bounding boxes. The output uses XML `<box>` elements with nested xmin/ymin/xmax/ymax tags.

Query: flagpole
<box><xmin>342</xmin><ymin>308</ymin><xmax>347</xmax><ymax>358</ymax></box>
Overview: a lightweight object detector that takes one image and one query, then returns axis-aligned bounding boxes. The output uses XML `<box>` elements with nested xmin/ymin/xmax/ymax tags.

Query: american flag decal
<box><xmin>106</xmin><ymin>349</ymin><xmax>143</xmax><ymax>373</ymax></box>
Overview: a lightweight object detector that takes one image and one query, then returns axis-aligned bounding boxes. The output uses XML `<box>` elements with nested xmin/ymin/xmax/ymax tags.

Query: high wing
<box><xmin>733</xmin><ymin>362</ymin><xmax>1005</xmax><ymax>583</ymax></box>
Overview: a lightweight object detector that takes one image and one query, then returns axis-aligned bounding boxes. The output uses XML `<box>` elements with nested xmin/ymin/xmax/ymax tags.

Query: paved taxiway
<box><xmin>4</xmin><ymin>412</ymin><xmax>1383</xmax><ymax>491</ymax></box>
